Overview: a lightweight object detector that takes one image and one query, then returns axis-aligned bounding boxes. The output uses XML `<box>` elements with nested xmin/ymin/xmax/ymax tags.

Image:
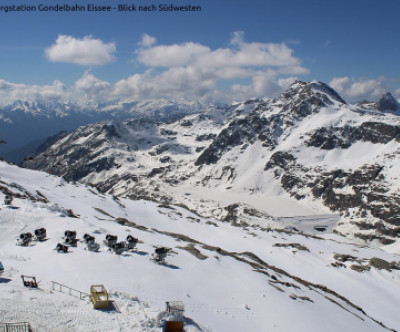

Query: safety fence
<box><xmin>51</xmin><ymin>281</ymin><xmax>90</xmax><ymax>301</ymax></box>
<box><xmin>0</xmin><ymin>322</ymin><xmax>32</xmax><ymax>332</ymax></box>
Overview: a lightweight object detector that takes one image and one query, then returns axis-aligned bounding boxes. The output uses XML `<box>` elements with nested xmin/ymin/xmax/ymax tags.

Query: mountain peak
<box><xmin>376</xmin><ymin>92</ymin><xmax>400</xmax><ymax>112</ymax></box>
<box><xmin>279</xmin><ymin>80</ymin><xmax>346</xmax><ymax>105</ymax></box>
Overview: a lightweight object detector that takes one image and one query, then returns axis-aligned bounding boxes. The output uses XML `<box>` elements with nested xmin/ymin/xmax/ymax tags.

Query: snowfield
<box><xmin>0</xmin><ymin>161</ymin><xmax>400</xmax><ymax>331</ymax></box>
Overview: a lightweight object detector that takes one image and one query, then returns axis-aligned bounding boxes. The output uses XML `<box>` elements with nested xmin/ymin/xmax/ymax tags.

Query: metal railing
<box><xmin>51</xmin><ymin>281</ymin><xmax>90</xmax><ymax>301</ymax></box>
<box><xmin>0</xmin><ymin>322</ymin><xmax>31</xmax><ymax>332</ymax></box>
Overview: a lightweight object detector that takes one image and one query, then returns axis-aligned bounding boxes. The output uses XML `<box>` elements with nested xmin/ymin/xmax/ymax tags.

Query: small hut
<box><xmin>163</xmin><ymin>301</ymin><xmax>184</xmax><ymax>332</ymax></box>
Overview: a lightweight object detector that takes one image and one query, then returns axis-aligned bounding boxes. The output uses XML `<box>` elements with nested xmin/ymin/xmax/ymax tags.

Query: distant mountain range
<box><xmin>21</xmin><ymin>81</ymin><xmax>400</xmax><ymax>247</ymax></box>
<box><xmin>0</xmin><ymin>99</ymin><xmax>207</xmax><ymax>162</ymax></box>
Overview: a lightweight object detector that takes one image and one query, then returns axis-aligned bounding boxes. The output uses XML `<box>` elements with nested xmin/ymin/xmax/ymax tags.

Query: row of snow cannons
<box><xmin>17</xmin><ymin>228</ymin><xmax>47</xmax><ymax>246</ymax></box>
<box><xmin>54</xmin><ymin>231</ymin><xmax>139</xmax><ymax>254</ymax></box>
<box><xmin>54</xmin><ymin>230</ymin><xmax>171</xmax><ymax>263</ymax></box>
<box><xmin>104</xmin><ymin>234</ymin><xmax>139</xmax><ymax>254</ymax></box>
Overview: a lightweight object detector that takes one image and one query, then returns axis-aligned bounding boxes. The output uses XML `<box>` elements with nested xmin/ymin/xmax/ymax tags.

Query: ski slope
<box><xmin>0</xmin><ymin>161</ymin><xmax>399</xmax><ymax>331</ymax></box>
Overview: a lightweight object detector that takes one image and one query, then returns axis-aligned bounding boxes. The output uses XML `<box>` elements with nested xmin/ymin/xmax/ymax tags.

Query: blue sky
<box><xmin>0</xmin><ymin>0</ymin><xmax>399</xmax><ymax>104</ymax></box>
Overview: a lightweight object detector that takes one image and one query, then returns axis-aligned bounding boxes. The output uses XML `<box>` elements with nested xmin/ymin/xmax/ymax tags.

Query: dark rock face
<box><xmin>376</xmin><ymin>92</ymin><xmax>400</xmax><ymax>112</ymax></box>
<box><xmin>195</xmin><ymin>134</ymin><xmax>216</xmax><ymax>142</ymax></box>
<box><xmin>265</xmin><ymin>152</ymin><xmax>296</xmax><ymax>171</ymax></box>
<box><xmin>35</xmin><ymin>130</ymin><xmax>69</xmax><ymax>154</ymax></box>
<box><xmin>103</xmin><ymin>124</ymin><xmax>120</xmax><ymax>139</ymax></box>
<box><xmin>180</xmin><ymin>120</ymin><xmax>193</xmax><ymax>127</ymax></box>
<box><xmin>306</xmin><ymin>122</ymin><xmax>400</xmax><ymax>149</ymax></box>
<box><xmin>72</xmin><ymin>157</ymin><xmax>115</xmax><ymax>180</ymax></box>
<box><xmin>266</xmin><ymin>150</ymin><xmax>400</xmax><ymax>240</ymax></box>
<box><xmin>147</xmin><ymin>167</ymin><xmax>166</xmax><ymax>178</ymax></box>
<box><xmin>195</xmin><ymin>114</ymin><xmax>270</xmax><ymax>165</ymax></box>
<box><xmin>195</xmin><ymin>81</ymin><xmax>343</xmax><ymax>166</ymax></box>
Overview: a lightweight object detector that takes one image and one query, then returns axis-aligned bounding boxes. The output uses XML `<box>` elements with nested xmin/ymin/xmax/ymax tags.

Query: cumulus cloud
<box><xmin>136</xmin><ymin>32</ymin><xmax>307</xmax><ymax>73</ymax></box>
<box><xmin>1</xmin><ymin>33</ymin><xmax>310</xmax><ymax>104</ymax></box>
<box><xmin>75</xmin><ymin>72</ymin><xmax>111</xmax><ymax>99</ymax></box>
<box><xmin>112</xmin><ymin>66</ymin><xmax>217</xmax><ymax>100</ymax></box>
<box><xmin>45</xmin><ymin>35</ymin><xmax>116</xmax><ymax>66</ymax></box>
<box><xmin>122</xmin><ymin>31</ymin><xmax>308</xmax><ymax>100</ymax></box>
<box><xmin>0</xmin><ymin>79</ymin><xmax>67</xmax><ymax>105</ymax></box>
<box><xmin>138</xmin><ymin>33</ymin><xmax>157</xmax><ymax>48</ymax></box>
<box><xmin>330</xmin><ymin>77</ymin><xmax>389</xmax><ymax>102</ymax></box>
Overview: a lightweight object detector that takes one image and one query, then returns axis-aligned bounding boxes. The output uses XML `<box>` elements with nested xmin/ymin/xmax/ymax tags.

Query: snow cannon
<box><xmin>126</xmin><ymin>235</ymin><xmax>138</xmax><ymax>250</ymax></box>
<box><xmin>83</xmin><ymin>233</ymin><xmax>95</xmax><ymax>244</ymax></box>
<box><xmin>4</xmin><ymin>195</ymin><xmax>12</xmax><ymax>205</ymax></box>
<box><xmin>104</xmin><ymin>234</ymin><xmax>118</xmax><ymax>247</ymax></box>
<box><xmin>20</xmin><ymin>232</ymin><xmax>33</xmax><ymax>240</ymax></box>
<box><xmin>56</xmin><ymin>243</ymin><xmax>69</xmax><ymax>253</ymax></box>
<box><xmin>87</xmin><ymin>241</ymin><xmax>100</xmax><ymax>252</ymax></box>
<box><xmin>65</xmin><ymin>236</ymin><xmax>78</xmax><ymax>246</ymax></box>
<box><xmin>34</xmin><ymin>228</ymin><xmax>47</xmax><ymax>241</ymax></box>
<box><xmin>18</xmin><ymin>232</ymin><xmax>33</xmax><ymax>246</ymax></box>
<box><xmin>153</xmin><ymin>247</ymin><xmax>170</xmax><ymax>263</ymax></box>
<box><xmin>64</xmin><ymin>230</ymin><xmax>76</xmax><ymax>240</ymax></box>
<box><xmin>111</xmin><ymin>241</ymin><xmax>126</xmax><ymax>255</ymax></box>
<box><xmin>64</xmin><ymin>230</ymin><xmax>78</xmax><ymax>246</ymax></box>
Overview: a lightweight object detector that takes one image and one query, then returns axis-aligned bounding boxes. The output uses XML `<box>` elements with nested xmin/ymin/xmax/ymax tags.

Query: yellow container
<box><xmin>90</xmin><ymin>285</ymin><xmax>109</xmax><ymax>309</ymax></box>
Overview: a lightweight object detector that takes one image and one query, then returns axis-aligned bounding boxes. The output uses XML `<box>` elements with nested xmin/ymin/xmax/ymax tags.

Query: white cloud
<box><xmin>138</xmin><ymin>33</ymin><xmax>157</xmax><ymax>48</ymax></box>
<box><xmin>135</xmin><ymin>32</ymin><xmax>307</xmax><ymax>74</ymax></box>
<box><xmin>45</xmin><ymin>35</ymin><xmax>116</xmax><ymax>66</ymax></box>
<box><xmin>74</xmin><ymin>72</ymin><xmax>111</xmax><ymax>99</ymax></box>
<box><xmin>0</xmin><ymin>79</ymin><xmax>67</xmax><ymax>104</ymax></box>
<box><xmin>330</xmin><ymin>77</ymin><xmax>388</xmax><ymax>102</ymax></box>
<box><xmin>125</xmin><ymin>32</ymin><xmax>308</xmax><ymax>100</ymax></box>
<box><xmin>0</xmin><ymin>33</ymin><xmax>310</xmax><ymax>104</ymax></box>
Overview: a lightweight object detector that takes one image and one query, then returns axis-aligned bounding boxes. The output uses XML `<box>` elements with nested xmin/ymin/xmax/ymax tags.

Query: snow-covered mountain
<box><xmin>22</xmin><ymin>81</ymin><xmax>400</xmax><ymax>247</ymax></box>
<box><xmin>1</xmin><ymin>160</ymin><xmax>400</xmax><ymax>331</ymax></box>
<box><xmin>0</xmin><ymin>99</ymin><xmax>207</xmax><ymax>162</ymax></box>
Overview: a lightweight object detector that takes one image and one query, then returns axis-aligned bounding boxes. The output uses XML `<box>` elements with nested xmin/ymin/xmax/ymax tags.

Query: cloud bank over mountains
<box><xmin>0</xmin><ymin>32</ymin><xmax>398</xmax><ymax>105</ymax></box>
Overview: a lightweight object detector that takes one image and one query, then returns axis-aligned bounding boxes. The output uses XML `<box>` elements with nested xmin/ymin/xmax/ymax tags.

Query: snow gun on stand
<box><xmin>151</xmin><ymin>247</ymin><xmax>171</xmax><ymax>264</ymax></box>
<box><xmin>55</xmin><ymin>243</ymin><xmax>69</xmax><ymax>253</ymax></box>
<box><xmin>104</xmin><ymin>234</ymin><xmax>118</xmax><ymax>248</ymax></box>
<box><xmin>17</xmin><ymin>232</ymin><xmax>33</xmax><ymax>246</ymax></box>
<box><xmin>126</xmin><ymin>235</ymin><xmax>138</xmax><ymax>250</ymax></box>
<box><xmin>64</xmin><ymin>230</ymin><xmax>78</xmax><ymax>247</ymax></box>
<box><xmin>34</xmin><ymin>228</ymin><xmax>47</xmax><ymax>241</ymax></box>
<box><xmin>83</xmin><ymin>233</ymin><xmax>100</xmax><ymax>252</ymax></box>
